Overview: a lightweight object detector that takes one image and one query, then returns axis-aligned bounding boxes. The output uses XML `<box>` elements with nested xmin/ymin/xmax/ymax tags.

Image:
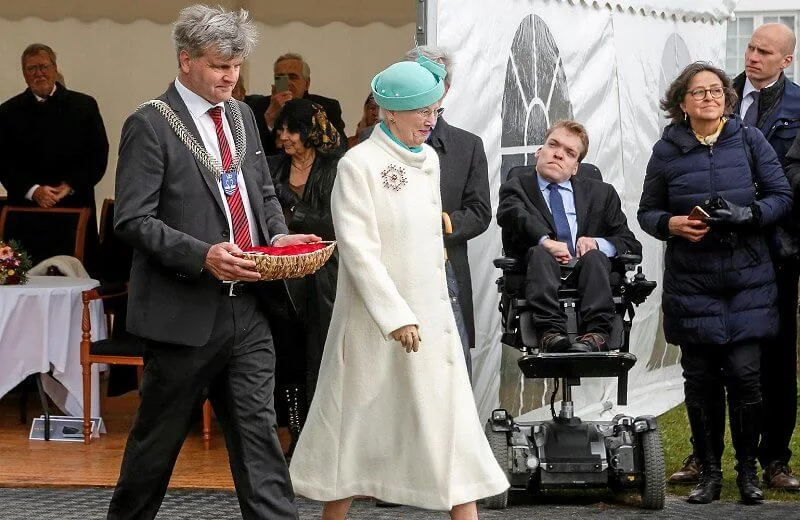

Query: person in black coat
<box><xmin>245</xmin><ymin>53</ymin><xmax>345</xmax><ymax>156</ymax></box>
<box><xmin>0</xmin><ymin>43</ymin><xmax>108</xmax><ymax>275</ymax></box>
<box><xmin>638</xmin><ymin>62</ymin><xmax>792</xmax><ymax>505</ymax></box>
<box><xmin>266</xmin><ymin>98</ymin><xmax>341</xmax><ymax>455</ymax></box>
<box><xmin>404</xmin><ymin>46</ymin><xmax>492</xmax><ymax>382</ymax></box>
<box><xmin>498</xmin><ymin>120</ymin><xmax>641</xmax><ymax>354</ymax></box>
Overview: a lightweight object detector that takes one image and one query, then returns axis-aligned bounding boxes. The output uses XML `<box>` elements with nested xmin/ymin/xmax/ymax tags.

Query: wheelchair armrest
<box><xmin>493</xmin><ymin>257</ymin><xmax>521</xmax><ymax>272</ymax></box>
<box><xmin>612</xmin><ymin>253</ymin><xmax>642</xmax><ymax>271</ymax></box>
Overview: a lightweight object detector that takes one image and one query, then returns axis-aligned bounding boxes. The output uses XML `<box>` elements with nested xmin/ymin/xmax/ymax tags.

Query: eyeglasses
<box><xmin>687</xmin><ymin>87</ymin><xmax>725</xmax><ymax>101</ymax></box>
<box><xmin>416</xmin><ymin>107</ymin><xmax>445</xmax><ymax>119</ymax></box>
<box><xmin>24</xmin><ymin>64</ymin><xmax>52</xmax><ymax>74</ymax></box>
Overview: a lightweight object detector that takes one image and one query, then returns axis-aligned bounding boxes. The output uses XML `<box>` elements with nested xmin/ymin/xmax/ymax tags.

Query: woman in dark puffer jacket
<box><xmin>638</xmin><ymin>62</ymin><xmax>791</xmax><ymax>505</ymax></box>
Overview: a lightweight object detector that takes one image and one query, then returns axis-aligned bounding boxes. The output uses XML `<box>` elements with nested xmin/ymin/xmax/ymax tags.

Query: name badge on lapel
<box><xmin>221</xmin><ymin>170</ymin><xmax>238</xmax><ymax>196</ymax></box>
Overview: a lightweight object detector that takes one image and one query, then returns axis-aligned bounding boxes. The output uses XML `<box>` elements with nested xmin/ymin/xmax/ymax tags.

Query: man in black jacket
<box><xmin>0</xmin><ymin>43</ymin><xmax>108</xmax><ymax>274</ymax></box>
<box><xmin>497</xmin><ymin>120</ymin><xmax>640</xmax><ymax>353</ymax></box>
<box><xmin>245</xmin><ymin>53</ymin><xmax>345</xmax><ymax>156</ymax></box>
<box><xmin>404</xmin><ymin>47</ymin><xmax>492</xmax><ymax>380</ymax></box>
<box><xmin>734</xmin><ymin>23</ymin><xmax>800</xmax><ymax>492</ymax></box>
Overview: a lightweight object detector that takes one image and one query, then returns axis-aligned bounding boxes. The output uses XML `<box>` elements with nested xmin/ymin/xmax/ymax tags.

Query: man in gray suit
<box><xmin>108</xmin><ymin>6</ymin><xmax>316</xmax><ymax>519</ymax></box>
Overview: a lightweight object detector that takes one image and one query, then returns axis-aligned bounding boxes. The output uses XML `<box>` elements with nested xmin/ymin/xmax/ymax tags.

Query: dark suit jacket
<box><xmin>0</xmin><ymin>82</ymin><xmax>108</xmax><ymax>208</ymax></box>
<box><xmin>496</xmin><ymin>168</ymin><xmax>641</xmax><ymax>259</ymax></box>
<box><xmin>245</xmin><ymin>92</ymin><xmax>345</xmax><ymax>156</ymax></box>
<box><xmin>429</xmin><ymin>118</ymin><xmax>491</xmax><ymax>347</ymax></box>
<box><xmin>114</xmin><ymin>82</ymin><xmax>289</xmax><ymax>347</ymax></box>
<box><xmin>0</xmin><ymin>83</ymin><xmax>108</xmax><ymax>274</ymax></box>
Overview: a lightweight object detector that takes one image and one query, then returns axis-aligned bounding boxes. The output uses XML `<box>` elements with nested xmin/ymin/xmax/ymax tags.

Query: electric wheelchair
<box><xmin>484</xmin><ymin>163</ymin><xmax>663</xmax><ymax>510</ymax></box>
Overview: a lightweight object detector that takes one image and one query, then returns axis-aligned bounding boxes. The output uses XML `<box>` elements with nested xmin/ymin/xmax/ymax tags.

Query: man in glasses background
<box><xmin>245</xmin><ymin>53</ymin><xmax>345</xmax><ymax>156</ymax></box>
<box><xmin>670</xmin><ymin>22</ymin><xmax>800</xmax><ymax>491</ymax></box>
<box><xmin>0</xmin><ymin>43</ymin><xmax>108</xmax><ymax>276</ymax></box>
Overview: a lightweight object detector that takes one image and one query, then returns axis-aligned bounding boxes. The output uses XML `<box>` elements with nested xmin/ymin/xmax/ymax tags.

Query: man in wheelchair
<box><xmin>497</xmin><ymin>120</ymin><xmax>641</xmax><ymax>354</ymax></box>
<box><xmin>484</xmin><ymin>121</ymin><xmax>663</xmax><ymax>511</ymax></box>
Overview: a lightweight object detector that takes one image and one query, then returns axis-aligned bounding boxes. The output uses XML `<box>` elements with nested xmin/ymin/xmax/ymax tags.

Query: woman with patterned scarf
<box><xmin>267</xmin><ymin>98</ymin><xmax>341</xmax><ymax>457</ymax></box>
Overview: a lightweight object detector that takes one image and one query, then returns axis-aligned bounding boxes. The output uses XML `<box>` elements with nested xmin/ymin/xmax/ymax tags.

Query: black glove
<box><xmin>704</xmin><ymin>196</ymin><xmax>759</xmax><ymax>229</ymax></box>
<box><xmin>274</xmin><ymin>182</ymin><xmax>300</xmax><ymax>209</ymax></box>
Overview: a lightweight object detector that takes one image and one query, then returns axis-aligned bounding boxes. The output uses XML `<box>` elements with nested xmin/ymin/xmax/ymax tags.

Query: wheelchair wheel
<box><xmin>639</xmin><ymin>428</ymin><xmax>666</xmax><ymax>510</ymax></box>
<box><xmin>483</xmin><ymin>421</ymin><xmax>510</xmax><ymax>509</ymax></box>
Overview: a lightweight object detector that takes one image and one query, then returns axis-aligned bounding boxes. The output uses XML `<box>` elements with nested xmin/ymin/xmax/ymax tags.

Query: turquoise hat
<box><xmin>371</xmin><ymin>55</ymin><xmax>446</xmax><ymax>111</ymax></box>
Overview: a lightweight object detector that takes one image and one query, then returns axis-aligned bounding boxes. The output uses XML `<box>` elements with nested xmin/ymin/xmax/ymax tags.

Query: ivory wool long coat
<box><xmin>289</xmin><ymin>127</ymin><xmax>509</xmax><ymax>510</ymax></box>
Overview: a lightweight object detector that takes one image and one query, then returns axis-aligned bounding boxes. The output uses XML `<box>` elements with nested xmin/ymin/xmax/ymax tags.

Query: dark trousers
<box><xmin>525</xmin><ymin>247</ymin><xmax>614</xmax><ymax>335</ymax></box>
<box><xmin>759</xmin><ymin>258</ymin><xmax>799</xmax><ymax>466</ymax></box>
<box><xmin>107</xmin><ymin>293</ymin><xmax>298</xmax><ymax>520</ymax></box>
<box><xmin>446</xmin><ymin>260</ymin><xmax>472</xmax><ymax>382</ymax></box>
<box><xmin>681</xmin><ymin>342</ymin><xmax>762</xmax><ymax>460</ymax></box>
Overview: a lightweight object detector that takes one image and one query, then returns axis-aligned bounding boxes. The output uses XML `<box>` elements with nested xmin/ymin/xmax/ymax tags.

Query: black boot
<box><xmin>730</xmin><ymin>401</ymin><xmax>764</xmax><ymax>504</ymax></box>
<box><xmin>686</xmin><ymin>404</ymin><xmax>723</xmax><ymax>504</ymax></box>
<box><xmin>283</xmin><ymin>385</ymin><xmax>307</xmax><ymax>460</ymax></box>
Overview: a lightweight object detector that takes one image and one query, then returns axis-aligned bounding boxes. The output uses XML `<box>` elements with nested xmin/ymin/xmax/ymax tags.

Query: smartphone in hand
<box><xmin>688</xmin><ymin>205</ymin><xmax>710</xmax><ymax>221</ymax></box>
<box><xmin>275</xmin><ymin>75</ymin><xmax>290</xmax><ymax>92</ymax></box>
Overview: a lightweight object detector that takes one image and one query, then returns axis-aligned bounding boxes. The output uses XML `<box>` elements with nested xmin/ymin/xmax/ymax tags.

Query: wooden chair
<box><xmin>80</xmin><ymin>286</ymin><xmax>213</xmax><ymax>443</ymax></box>
<box><xmin>0</xmin><ymin>206</ymin><xmax>90</xmax><ymax>265</ymax></box>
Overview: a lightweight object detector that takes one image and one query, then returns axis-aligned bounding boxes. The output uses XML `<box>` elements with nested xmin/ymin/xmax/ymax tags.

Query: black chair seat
<box><xmin>518</xmin><ymin>351</ymin><xmax>637</xmax><ymax>379</ymax></box>
<box><xmin>89</xmin><ymin>336</ymin><xmax>145</xmax><ymax>357</ymax></box>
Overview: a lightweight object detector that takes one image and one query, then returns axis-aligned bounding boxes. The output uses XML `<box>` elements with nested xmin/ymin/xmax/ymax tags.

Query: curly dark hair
<box><xmin>274</xmin><ymin>98</ymin><xmax>341</xmax><ymax>154</ymax></box>
<box><xmin>660</xmin><ymin>61</ymin><xmax>738</xmax><ymax>125</ymax></box>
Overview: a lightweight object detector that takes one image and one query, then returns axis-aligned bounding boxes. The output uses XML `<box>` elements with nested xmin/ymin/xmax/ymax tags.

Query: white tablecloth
<box><xmin>0</xmin><ymin>276</ymin><xmax>108</xmax><ymax>417</ymax></box>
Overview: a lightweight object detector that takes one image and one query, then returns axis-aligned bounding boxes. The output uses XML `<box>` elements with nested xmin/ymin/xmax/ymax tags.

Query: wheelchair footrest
<box><xmin>518</xmin><ymin>352</ymin><xmax>637</xmax><ymax>379</ymax></box>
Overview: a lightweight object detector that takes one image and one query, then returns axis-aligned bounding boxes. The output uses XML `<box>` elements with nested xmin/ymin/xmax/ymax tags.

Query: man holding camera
<box><xmin>246</xmin><ymin>53</ymin><xmax>345</xmax><ymax>156</ymax></box>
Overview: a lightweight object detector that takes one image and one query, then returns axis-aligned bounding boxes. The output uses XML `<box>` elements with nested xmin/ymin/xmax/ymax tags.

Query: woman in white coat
<box><xmin>289</xmin><ymin>57</ymin><xmax>509</xmax><ymax>519</ymax></box>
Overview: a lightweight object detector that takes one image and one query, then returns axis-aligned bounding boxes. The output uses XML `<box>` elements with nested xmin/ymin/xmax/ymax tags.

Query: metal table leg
<box><xmin>35</xmin><ymin>374</ymin><xmax>50</xmax><ymax>441</ymax></box>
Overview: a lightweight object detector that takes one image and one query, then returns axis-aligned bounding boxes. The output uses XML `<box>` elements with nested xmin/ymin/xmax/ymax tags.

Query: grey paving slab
<box><xmin>0</xmin><ymin>487</ymin><xmax>795</xmax><ymax>519</ymax></box>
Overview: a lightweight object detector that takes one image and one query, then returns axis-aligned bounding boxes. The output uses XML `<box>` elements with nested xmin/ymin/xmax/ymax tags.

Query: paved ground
<box><xmin>0</xmin><ymin>487</ymin><xmax>796</xmax><ymax>519</ymax></box>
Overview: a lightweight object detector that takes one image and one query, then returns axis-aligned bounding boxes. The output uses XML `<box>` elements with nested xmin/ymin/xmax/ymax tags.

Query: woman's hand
<box><xmin>668</xmin><ymin>216</ymin><xmax>709</xmax><ymax>242</ymax></box>
<box><xmin>390</xmin><ymin>324</ymin><xmax>421</xmax><ymax>353</ymax></box>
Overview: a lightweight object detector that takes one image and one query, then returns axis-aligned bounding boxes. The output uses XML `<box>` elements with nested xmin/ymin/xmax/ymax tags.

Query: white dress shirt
<box><xmin>174</xmin><ymin>77</ymin><xmax>260</xmax><ymax>246</ymax></box>
<box><xmin>739</xmin><ymin>76</ymin><xmax>777</xmax><ymax>120</ymax></box>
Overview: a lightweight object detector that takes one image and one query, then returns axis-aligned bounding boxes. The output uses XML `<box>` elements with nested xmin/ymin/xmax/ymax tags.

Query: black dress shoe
<box><xmin>540</xmin><ymin>332</ymin><xmax>571</xmax><ymax>353</ymax></box>
<box><xmin>570</xmin><ymin>332</ymin><xmax>609</xmax><ymax>352</ymax></box>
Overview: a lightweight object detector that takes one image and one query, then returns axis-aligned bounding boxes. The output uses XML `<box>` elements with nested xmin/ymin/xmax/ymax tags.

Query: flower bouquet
<box><xmin>0</xmin><ymin>240</ymin><xmax>33</xmax><ymax>285</ymax></box>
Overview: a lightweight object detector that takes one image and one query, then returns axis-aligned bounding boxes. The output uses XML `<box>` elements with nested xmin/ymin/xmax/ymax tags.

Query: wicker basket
<box><xmin>243</xmin><ymin>241</ymin><xmax>336</xmax><ymax>281</ymax></box>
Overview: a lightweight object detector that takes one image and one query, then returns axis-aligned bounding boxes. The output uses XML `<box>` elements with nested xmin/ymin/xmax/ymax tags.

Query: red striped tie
<box><xmin>208</xmin><ymin>106</ymin><xmax>252</xmax><ymax>250</ymax></box>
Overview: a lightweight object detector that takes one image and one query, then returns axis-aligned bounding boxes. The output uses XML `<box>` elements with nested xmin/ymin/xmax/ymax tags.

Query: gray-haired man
<box><xmin>245</xmin><ymin>53</ymin><xmax>345</xmax><ymax>155</ymax></box>
<box><xmin>107</xmin><ymin>5</ymin><xmax>315</xmax><ymax>519</ymax></box>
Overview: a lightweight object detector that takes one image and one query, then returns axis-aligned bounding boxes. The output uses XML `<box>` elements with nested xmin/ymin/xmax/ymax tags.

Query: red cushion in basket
<box><xmin>244</xmin><ymin>243</ymin><xmax>328</xmax><ymax>256</ymax></box>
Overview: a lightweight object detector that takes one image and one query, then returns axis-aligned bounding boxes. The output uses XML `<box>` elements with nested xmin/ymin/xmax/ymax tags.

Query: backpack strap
<box><xmin>742</xmin><ymin>125</ymin><xmax>759</xmax><ymax>195</ymax></box>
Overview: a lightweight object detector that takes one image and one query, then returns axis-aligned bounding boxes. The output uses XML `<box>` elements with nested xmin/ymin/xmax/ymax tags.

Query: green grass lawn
<box><xmin>659</xmin><ymin>382</ymin><xmax>800</xmax><ymax>502</ymax></box>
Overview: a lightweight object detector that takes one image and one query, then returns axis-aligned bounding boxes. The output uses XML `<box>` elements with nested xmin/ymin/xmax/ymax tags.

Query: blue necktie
<box><xmin>743</xmin><ymin>91</ymin><xmax>759</xmax><ymax>126</ymax></box>
<box><xmin>548</xmin><ymin>183</ymin><xmax>575</xmax><ymax>256</ymax></box>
